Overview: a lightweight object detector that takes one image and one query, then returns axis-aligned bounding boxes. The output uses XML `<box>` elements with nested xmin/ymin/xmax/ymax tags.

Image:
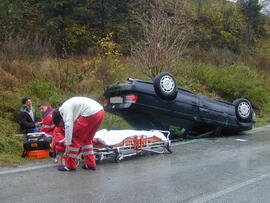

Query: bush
<box><xmin>196</xmin><ymin>63</ymin><xmax>270</xmax><ymax>110</ymax></box>
<box><xmin>25</xmin><ymin>79</ymin><xmax>66</xmax><ymax>107</ymax></box>
<box><xmin>253</xmin><ymin>55</ymin><xmax>270</xmax><ymax>71</ymax></box>
<box><xmin>81</xmin><ymin>33</ymin><xmax>125</xmax><ymax>91</ymax></box>
<box><xmin>1</xmin><ymin>36</ymin><xmax>53</xmax><ymax>60</ymax></box>
<box><xmin>101</xmin><ymin>112</ymin><xmax>133</xmax><ymax>130</ymax></box>
<box><xmin>0</xmin><ymin>117</ymin><xmax>22</xmax><ymax>154</ymax></box>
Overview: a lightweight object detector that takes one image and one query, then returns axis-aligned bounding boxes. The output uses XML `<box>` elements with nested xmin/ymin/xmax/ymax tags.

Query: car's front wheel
<box><xmin>233</xmin><ymin>98</ymin><xmax>253</xmax><ymax>122</ymax></box>
<box><xmin>154</xmin><ymin>72</ymin><xmax>177</xmax><ymax>100</ymax></box>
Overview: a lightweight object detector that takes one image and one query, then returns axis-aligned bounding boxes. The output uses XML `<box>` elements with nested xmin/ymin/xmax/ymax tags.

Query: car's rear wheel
<box><xmin>154</xmin><ymin>72</ymin><xmax>177</xmax><ymax>100</ymax></box>
<box><xmin>233</xmin><ymin>98</ymin><xmax>253</xmax><ymax>122</ymax></box>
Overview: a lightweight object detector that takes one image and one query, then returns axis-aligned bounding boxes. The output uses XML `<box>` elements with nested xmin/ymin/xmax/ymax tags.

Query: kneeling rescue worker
<box><xmin>52</xmin><ymin>96</ymin><xmax>105</xmax><ymax>172</ymax></box>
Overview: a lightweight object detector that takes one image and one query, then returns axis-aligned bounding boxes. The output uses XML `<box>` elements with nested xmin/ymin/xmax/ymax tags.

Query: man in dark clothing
<box><xmin>17</xmin><ymin>97</ymin><xmax>41</xmax><ymax>133</ymax></box>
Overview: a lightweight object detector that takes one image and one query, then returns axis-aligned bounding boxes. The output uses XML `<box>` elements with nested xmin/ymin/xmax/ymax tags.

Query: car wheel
<box><xmin>233</xmin><ymin>98</ymin><xmax>253</xmax><ymax>122</ymax></box>
<box><xmin>154</xmin><ymin>72</ymin><xmax>177</xmax><ymax>100</ymax></box>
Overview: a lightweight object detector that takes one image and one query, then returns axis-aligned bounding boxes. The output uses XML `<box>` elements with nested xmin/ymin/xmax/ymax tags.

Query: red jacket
<box><xmin>40</xmin><ymin>106</ymin><xmax>55</xmax><ymax>135</ymax></box>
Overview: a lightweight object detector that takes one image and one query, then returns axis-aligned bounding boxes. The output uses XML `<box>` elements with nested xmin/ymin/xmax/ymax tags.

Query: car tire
<box><xmin>233</xmin><ymin>98</ymin><xmax>253</xmax><ymax>122</ymax></box>
<box><xmin>154</xmin><ymin>72</ymin><xmax>177</xmax><ymax>100</ymax></box>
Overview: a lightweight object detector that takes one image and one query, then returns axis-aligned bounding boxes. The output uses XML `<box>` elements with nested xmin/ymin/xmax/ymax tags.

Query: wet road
<box><xmin>1</xmin><ymin>126</ymin><xmax>270</xmax><ymax>203</ymax></box>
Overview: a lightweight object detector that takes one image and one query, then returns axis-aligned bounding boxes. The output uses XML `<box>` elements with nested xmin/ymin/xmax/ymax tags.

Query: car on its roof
<box><xmin>103</xmin><ymin>72</ymin><xmax>255</xmax><ymax>137</ymax></box>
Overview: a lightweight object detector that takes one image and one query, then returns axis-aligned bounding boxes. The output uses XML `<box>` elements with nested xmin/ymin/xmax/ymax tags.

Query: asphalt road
<box><xmin>1</xmin><ymin>126</ymin><xmax>270</xmax><ymax>203</ymax></box>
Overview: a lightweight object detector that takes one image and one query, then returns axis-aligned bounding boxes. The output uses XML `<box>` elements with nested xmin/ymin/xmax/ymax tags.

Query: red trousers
<box><xmin>51</xmin><ymin>126</ymin><xmax>65</xmax><ymax>154</ymax></box>
<box><xmin>65</xmin><ymin>110</ymin><xmax>105</xmax><ymax>169</ymax></box>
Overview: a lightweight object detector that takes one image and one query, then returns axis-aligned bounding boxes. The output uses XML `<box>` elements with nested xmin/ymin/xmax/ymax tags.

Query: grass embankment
<box><xmin>0</xmin><ymin>55</ymin><xmax>269</xmax><ymax>166</ymax></box>
<box><xmin>1</xmin><ymin>0</ymin><xmax>270</xmax><ymax>165</ymax></box>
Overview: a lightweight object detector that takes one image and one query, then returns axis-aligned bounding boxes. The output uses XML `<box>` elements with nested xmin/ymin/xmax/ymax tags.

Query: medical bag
<box><xmin>22</xmin><ymin>132</ymin><xmax>51</xmax><ymax>158</ymax></box>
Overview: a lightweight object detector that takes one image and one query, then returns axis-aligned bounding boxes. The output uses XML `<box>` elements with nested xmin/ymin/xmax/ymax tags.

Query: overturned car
<box><xmin>104</xmin><ymin>72</ymin><xmax>255</xmax><ymax>137</ymax></box>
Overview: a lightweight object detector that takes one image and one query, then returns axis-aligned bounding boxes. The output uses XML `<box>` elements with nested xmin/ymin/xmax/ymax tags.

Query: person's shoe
<box><xmin>82</xmin><ymin>165</ymin><xmax>96</xmax><ymax>170</ymax></box>
<box><xmin>57</xmin><ymin>166</ymin><xmax>75</xmax><ymax>172</ymax></box>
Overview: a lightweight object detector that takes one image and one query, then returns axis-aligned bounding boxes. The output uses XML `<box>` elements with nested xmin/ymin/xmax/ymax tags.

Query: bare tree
<box><xmin>130</xmin><ymin>0</ymin><xmax>192</xmax><ymax>79</ymax></box>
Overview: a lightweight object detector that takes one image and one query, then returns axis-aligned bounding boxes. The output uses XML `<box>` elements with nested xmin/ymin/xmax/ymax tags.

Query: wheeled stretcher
<box><xmin>54</xmin><ymin>129</ymin><xmax>172</xmax><ymax>165</ymax></box>
<box><xmin>92</xmin><ymin>129</ymin><xmax>172</xmax><ymax>163</ymax></box>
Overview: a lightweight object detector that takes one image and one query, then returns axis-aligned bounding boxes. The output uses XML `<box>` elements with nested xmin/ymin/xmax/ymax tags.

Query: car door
<box><xmin>198</xmin><ymin>96</ymin><xmax>229</xmax><ymax>126</ymax></box>
<box><xmin>174</xmin><ymin>90</ymin><xmax>199</xmax><ymax>121</ymax></box>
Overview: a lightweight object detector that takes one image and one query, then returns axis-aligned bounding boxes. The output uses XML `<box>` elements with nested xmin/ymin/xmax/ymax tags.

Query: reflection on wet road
<box><xmin>1</xmin><ymin>126</ymin><xmax>270</xmax><ymax>203</ymax></box>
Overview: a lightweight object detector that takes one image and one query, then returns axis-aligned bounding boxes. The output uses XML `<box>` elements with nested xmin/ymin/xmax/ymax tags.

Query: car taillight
<box><xmin>103</xmin><ymin>98</ymin><xmax>109</xmax><ymax>106</ymax></box>
<box><xmin>125</xmin><ymin>95</ymin><xmax>138</xmax><ymax>103</ymax></box>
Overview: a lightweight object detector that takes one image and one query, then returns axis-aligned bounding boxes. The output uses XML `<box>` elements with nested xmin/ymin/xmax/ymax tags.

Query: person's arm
<box><xmin>64</xmin><ymin>120</ymin><xmax>73</xmax><ymax>146</ymax></box>
<box><xmin>60</xmin><ymin>107</ymin><xmax>74</xmax><ymax>146</ymax></box>
<box><xmin>16</xmin><ymin>113</ymin><xmax>36</xmax><ymax>128</ymax></box>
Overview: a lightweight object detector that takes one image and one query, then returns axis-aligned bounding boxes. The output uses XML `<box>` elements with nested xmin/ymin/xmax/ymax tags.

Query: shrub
<box><xmin>2</xmin><ymin>60</ymin><xmax>33</xmax><ymax>82</ymax></box>
<box><xmin>37</xmin><ymin>58</ymin><xmax>81</xmax><ymax>93</ymax></box>
<box><xmin>253</xmin><ymin>55</ymin><xmax>270</xmax><ymax>71</ymax></box>
<box><xmin>25</xmin><ymin>79</ymin><xmax>66</xmax><ymax>107</ymax></box>
<box><xmin>196</xmin><ymin>63</ymin><xmax>270</xmax><ymax>110</ymax></box>
<box><xmin>0</xmin><ymin>117</ymin><xmax>22</xmax><ymax>154</ymax></box>
<box><xmin>0</xmin><ymin>67</ymin><xmax>20</xmax><ymax>89</ymax></box>
<box><xmin>81</xmin><ymin>33</ymin><xmax>125</xmax><ymax>91</ymax></box>
<box><xmin>101</xmin><ymin>112</ymin><xmax>133</xmax><ymax>130</ymax></box>
<box><xmin>1</xmin><ymin>36</ymin><xmax>53</xmax><ymax>60</ymax></box>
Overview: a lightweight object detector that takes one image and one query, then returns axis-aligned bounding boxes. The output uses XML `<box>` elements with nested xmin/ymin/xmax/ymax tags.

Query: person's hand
<box><xmin>35</xmin><ymin>122</ymin><xmax>42</xmax><ymax>127</ymax></box>
<box><xmin>65</xmin><ymin>145</ymin><xmax>70</xmax><ymax>154</ymax></box>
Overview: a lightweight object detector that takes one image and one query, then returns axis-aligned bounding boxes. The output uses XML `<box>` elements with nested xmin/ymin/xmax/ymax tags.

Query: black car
<box><xmin>104</xmin><ymin>72</ymin><xmax>255</xmax><ymax>137</ymax></box>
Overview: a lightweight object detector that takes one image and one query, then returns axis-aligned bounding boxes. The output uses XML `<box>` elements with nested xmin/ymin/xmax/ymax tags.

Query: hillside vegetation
<box><xmin>0</xmin><ymin>0</ymin><xmax>270</xmax><ymax>164</ymax></box>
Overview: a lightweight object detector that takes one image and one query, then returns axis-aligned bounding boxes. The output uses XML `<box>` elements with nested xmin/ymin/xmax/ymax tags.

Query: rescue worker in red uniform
<box><xmin>52</xmin><ymin>97</ymin><xmax>105</xmax><ymax>172</ymax></box>
<box><xmin>50</xmin><ymin>126</ymin><xmax>65</xmax><ymax>158</ymax></box>
<box><xmin>39</xmin><ymin>102</ymin><xmax>55</xmax><ymax>135</ymax></box>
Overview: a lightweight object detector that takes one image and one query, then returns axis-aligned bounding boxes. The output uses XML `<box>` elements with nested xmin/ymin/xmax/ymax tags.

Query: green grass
<box><xmin>0</xmin><ymin>152</ymin><xmax>41</xmax><ymax>166</ymax></box>
<box><xmin>0</xmin><ymin>57</ymin><xmax>270</xmax><ymax>165</ymax></box>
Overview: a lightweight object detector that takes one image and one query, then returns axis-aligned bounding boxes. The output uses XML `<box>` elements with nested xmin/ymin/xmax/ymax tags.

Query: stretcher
<box><xmin>54</xmin><ymin>129</ymin><xmax>172</xmax><ymax>165</ymax></box>
<box><xmin>92</xmin><ymin>129</ymin><xmax>172</xmax><ymax>163</ymax></box>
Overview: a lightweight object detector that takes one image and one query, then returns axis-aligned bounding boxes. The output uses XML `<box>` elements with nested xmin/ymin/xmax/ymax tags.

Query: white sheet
<box><xmin>94</xmin><ymin>129</ymin><xmax>167</xmax><ymax>146</ymax></box>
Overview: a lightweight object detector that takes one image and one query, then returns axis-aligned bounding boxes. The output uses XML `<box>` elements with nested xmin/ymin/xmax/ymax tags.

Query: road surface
<box><xmin>1</xmin><ymin>125</ymin><xmax>270</xmax><ymax>203</ymax></box>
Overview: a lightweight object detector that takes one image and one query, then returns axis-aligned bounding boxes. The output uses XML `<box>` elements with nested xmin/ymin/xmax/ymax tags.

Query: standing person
<box><xmin>17</xmin><ymin>97</ymin><xmax>41</xmax><ymax>134</ymax></box>
<box><xmin>39</xmin><ymin>102</ymin><xmax>55</xmax><ymax>135</ymax></box>
<box><xmin>52</xmin><ymin>96</ymin><xmax>105</xmax><ymax>172</ymax></box>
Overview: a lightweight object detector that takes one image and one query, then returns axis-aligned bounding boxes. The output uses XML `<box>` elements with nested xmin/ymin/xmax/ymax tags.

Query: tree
<box><xmin>0</xmin><ymin>0</ymin><xmax>40</xmax><ymax>43</ymax></box>
<box><xmin>130</xmin><ymin>1</ymin><xmax>192</xmax><ymax>78</ymax></box>
<box><xmin>0</xmin><ymin>0</ymin><xmax>134</xmax><ymax>56</ymax></box>
<box><xmin>237</xmin><ymin>0</ymin><xmax>266</xmax><ymax>45</ymax></box>
<box><xmin>193</xmin><ymin>0</ymin><xmax>248</xmax><ymax>52</ymax></box>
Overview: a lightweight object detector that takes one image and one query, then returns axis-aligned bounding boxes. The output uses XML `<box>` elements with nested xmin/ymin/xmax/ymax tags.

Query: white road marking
<box><xmin>0</xmin><ymin>163</ymin><xmax>57</xmax><ymax>176</ymax></box>
<box><xmin>191</xmin><ymin>170</ymin><xmax>270</xmax><ymax>203</ymax></box>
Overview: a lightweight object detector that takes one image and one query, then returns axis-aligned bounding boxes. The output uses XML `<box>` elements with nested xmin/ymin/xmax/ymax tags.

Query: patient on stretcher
<box><xmin>53</xmin><ymin>129</ymin><xmax>168</xmax><ymax>154</ymax></box>
<box><xmin>93</xmin><ymin>129</ymin><xmax>167</xmax><ymax>146</ymax></box>
<box><xmin>52</xmin><ymin>129</ymin><xmax>170</xmax><ymax>164</ymax></box>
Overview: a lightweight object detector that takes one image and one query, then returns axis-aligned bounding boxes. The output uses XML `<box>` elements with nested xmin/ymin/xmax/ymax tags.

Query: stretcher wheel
<box><xmin>165</xmin><ymin>142</ymin><xmax>172</xmax><ymax>153</ymax></box>
<box><xmin>114</xmin><ymin>153</ymin><xmax>123</xmax><ymax>163</ymax></box>
<box><xmin>115</xmin><ymin>154</ymin><xmax>120</xmax><ymax>163</ymax></box>
<box><xmin>95</xmin><ymin>154</ymin><xmax>103</xmax><ymax>162</ymax></box>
